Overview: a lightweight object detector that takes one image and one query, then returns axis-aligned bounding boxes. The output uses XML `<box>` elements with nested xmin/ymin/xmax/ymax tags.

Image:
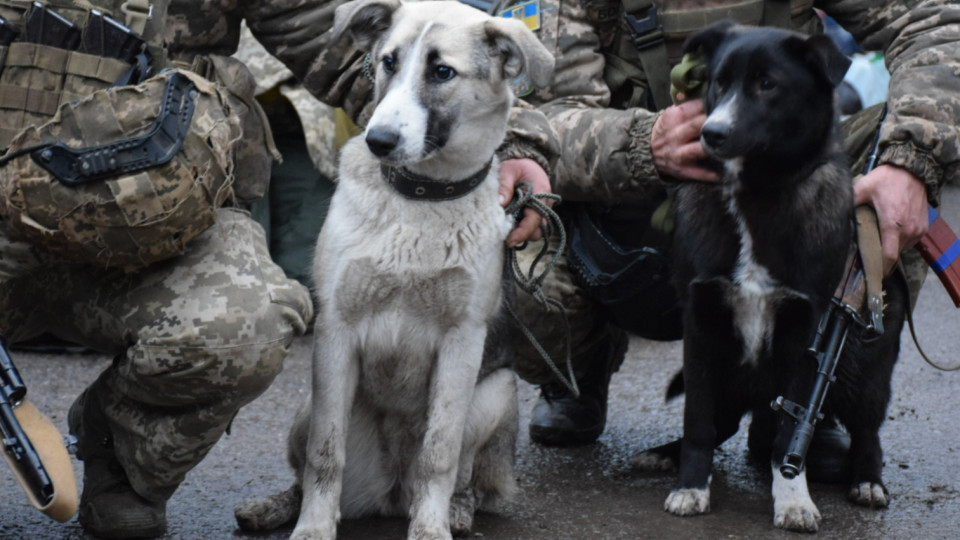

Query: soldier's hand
<box><xmin>499</xmin><ymin>158</ymin><xmax>553</xmax><ymax>247</ymax></box>
<box><xmin>651</xmin><ymin>99</ymin><xmax>720</xmax><ymax>183</ymax></box>
<box><xmin>854</xmin><ymin>164</ymin><xmax>929</xmax><ymax>274</ymax></box>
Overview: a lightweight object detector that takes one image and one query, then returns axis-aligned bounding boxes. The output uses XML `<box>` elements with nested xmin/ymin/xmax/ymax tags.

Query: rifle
<box><xmin>772</xmin><ymin>251</ymin><xmax>872</xmax><ymax>479</ymax></box>
<box><xmin>773</xmin><ymin>105</ymin><xmax>960</xmax><ymax>479</ymax></box>
<box><xmin>0</xmin><ymin>333</ymin><xmax>78</xmax><ymax>521</ymax></box>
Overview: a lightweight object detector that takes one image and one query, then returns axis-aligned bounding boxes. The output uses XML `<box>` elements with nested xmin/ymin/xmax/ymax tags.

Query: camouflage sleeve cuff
<box><xmin>627</xmin><ymin>112</ymin><xmax>666</xmax><ymax>186</ymax></box>
<box><xmin>497</xmin><ymin>136</ymin><xmax>554</xmax><ymax>180</ymax></box>
<box><xmin>496</xmin><ymin>101</ymin><xmax>560</xmax><ymax>180</ymax></box>
<box><xmin>879</xmin><ymin>142</ymin><xmax>944</xmax><ymax>205</ymax></box>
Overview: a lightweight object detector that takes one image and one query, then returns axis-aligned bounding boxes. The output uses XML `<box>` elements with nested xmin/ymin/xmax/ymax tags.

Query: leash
<box><xmin>503</xmin><ymin>182</ymin><xmax>581</xmax><ymax>397</ymax></box>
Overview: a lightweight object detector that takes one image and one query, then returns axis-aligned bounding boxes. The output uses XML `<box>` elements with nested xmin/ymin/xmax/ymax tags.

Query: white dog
<box><xmin>234</xmin><ymin>1</ymin><xmax>554</xmax><ymax>538</ymax></box>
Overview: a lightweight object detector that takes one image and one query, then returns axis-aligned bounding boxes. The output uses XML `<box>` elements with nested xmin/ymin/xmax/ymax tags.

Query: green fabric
<box><xmin>251</xmin><ymin>126</ymin><xmax>334</xmax><ymax>292</ymax></box>
<box><xmin>670</xmin><ymin>52</ymin><xmax>707</xmax><ymax>105</ymax></box>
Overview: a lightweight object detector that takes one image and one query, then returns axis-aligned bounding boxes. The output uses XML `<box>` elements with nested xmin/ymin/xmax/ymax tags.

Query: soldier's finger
<box><xmin>507</xmin><ymin>209</ymin><xmax>543</xmax><ymax>247</ymax></box>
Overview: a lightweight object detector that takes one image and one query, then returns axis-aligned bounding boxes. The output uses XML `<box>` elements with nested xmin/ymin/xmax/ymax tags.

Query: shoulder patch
<box><xmin>499</xmin><ymin>0</ymin><xmax>541</xmax><ymax>31</ymax></box>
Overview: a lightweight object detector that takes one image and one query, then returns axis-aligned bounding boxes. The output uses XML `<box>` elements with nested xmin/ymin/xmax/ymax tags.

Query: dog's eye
<box><xmin>382</xmin><ymin>55</ymin><xmax>397</xmax><ymax>74</ymax></box>
<box><xmin>759</xmin><ymin>78</ymin><xmax>777</xmax><ymax>91</ymax></box>
<box><xmin>432</xmin><ymin>65</ymin><xmax>457</xmax><ymax>82</ymax></box>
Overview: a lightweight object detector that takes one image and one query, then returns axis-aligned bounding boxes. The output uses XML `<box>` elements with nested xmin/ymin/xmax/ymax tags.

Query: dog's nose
<box><xmin>366</xmin><ymin>128</ymin><xmax>400</xmax><ymax>157</ymax></box>
<box><xmin>700</xmin><ymin>122</ymin><xmax>730</xmax><ymax>151</ymax></box>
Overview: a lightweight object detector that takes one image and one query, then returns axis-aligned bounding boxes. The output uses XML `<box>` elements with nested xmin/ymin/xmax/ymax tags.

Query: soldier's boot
<box><xmin>529</xmin><ymin>328</ymin><xmax>628</xmax><ymax>446</ymax></box>
<box><xmin>68</xmin><ymin>386</ymin><xmax>167</xmax><ymax>539</ymax></box>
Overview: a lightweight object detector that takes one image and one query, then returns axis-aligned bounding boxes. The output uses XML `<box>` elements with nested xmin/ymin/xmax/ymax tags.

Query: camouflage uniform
<box><xmin>0</xmin><ymin>208</ymin><xmax>311</xmax><ymax>501</ymax></box>
<box><xmin>0</xmin><ymin>0</ymin><xmax>559</xmax><ymax>521</ymax></box>
<box><xmin>510</xmin><ymin>0</ymin><xmax>960</xmax><ymax>384</ymax></box>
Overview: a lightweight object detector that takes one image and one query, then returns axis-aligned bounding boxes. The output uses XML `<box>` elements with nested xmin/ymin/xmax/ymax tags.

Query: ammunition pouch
<box><xmin>566</xmin><ymin>199</ymin><xmax>682</xmax><ymax>341</ymax></box>
<box><xmin>0</xmin><ymin>1</ymin><xmax>277</xmax><ymax>270</ymax></box>
<box><xmin>0</xmin><ymin>68</ymin><xmax>239</xmax><ymax>271</ymax></box>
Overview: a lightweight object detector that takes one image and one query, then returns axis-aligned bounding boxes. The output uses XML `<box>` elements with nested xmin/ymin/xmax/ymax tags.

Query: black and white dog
<box><xmin>641</xmin><ymin>21</ymin><xmax>907</xmax><ymax>532</ymax></box>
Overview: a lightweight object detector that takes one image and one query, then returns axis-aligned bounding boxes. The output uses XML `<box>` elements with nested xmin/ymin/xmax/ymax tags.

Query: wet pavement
<box><xmin>2</xmin><ymin>184</ymin><xmax>959</xmax><ymax>540</ymax></box>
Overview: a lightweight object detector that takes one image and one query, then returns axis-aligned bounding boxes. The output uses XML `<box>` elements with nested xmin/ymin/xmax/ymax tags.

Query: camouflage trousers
<box><xmin>0</xmin><ymin>207</ymin><xmax>313</xmax><ymax>503</ymax></box>
<box><xmin>512</xmin><ymin>235</ymin><xmax>628</xmax><ymax>386</ymax></box>
<box><xmin>512</xmin><ymin>103</ymin><xmax>928</xmax><ymax>387</ymax></box>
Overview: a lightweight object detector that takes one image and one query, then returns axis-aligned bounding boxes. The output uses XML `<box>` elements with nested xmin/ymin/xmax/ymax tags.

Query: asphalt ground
<box><xmin>2</xmin><ymin>184</ymin><xmax>959</xmax><ymax>539</ymax></box>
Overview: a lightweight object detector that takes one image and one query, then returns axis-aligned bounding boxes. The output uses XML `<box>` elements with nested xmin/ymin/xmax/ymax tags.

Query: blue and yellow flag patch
<box><xmin>499</xmin><ymin>0</ymin><xmax>541</xmax><ymax>31</ymax></box>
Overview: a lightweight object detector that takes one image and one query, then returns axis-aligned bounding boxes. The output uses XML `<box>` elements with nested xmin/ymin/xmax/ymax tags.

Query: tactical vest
<box><xmin>0</xmin><ymin>0</ymin><xmax>276</xmax><ymax>271</ymax></box>
<box><xmin>588</xmin><ymin>0</ymin><xmax>821</xmax><ymax>111</ymax></box>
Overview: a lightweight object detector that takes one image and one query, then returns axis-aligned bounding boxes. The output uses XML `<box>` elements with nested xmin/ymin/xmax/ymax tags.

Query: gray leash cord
<box><xmin>504</xmin><ymin>182</ymin><xmax>580</xmax><ymax>398</ymax></box>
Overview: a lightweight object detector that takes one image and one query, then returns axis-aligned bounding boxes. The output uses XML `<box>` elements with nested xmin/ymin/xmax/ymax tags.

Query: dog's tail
<box><xmin>666</xmin><ymin>370</ymin><xmax>684</xmax><ymax>402</ymax></box>
<box><xmin>234</xmin><ymin>483</ymin><xmax>302</xmax><ymax>532</ymax></box>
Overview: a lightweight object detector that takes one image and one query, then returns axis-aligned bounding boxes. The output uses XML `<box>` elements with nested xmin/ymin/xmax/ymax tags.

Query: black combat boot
<box><xmin>529</xmin><ymin>330</ymin><xmax>628</xmax><ymax>446</ymax></box>
<box><xmin>69</xmin><ymin>387</ymin><xmax>167</xmax><ymax>539</ymax></box>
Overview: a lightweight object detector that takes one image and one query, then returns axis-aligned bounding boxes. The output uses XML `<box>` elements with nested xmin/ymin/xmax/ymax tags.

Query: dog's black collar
<box><xmin>381</xmin><ymin>160</ymin><xmax>492</xmax><ymax>201</ymax></box>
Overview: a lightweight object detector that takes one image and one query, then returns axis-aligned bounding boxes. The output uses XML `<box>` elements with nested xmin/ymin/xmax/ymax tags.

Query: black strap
<box><xmin>29</xmin><ymin>71</ymin><xmax>197</xmax><ymax>186</ymax></box>
<box><xmin>621</xmin><ymin>0</ymin><xmax>671</xmax><ymax>111</ymax></box>
<box><xmin>381</xmin><ymin>160</ymin><xmax>492</xmax><ymax>201</ymax></box>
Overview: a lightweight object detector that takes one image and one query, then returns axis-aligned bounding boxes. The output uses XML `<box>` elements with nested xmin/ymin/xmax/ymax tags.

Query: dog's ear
<box><xmin>803</xmin><ymin>34</ymin><xmax>853</xmax><ymax>87</ymax></box>
<box><xmin>332</xmin><ymin>0</ymin><xmax>402</xmax><ymax>51</ymax></box>
<box><xmin>781</xmin><ymin>34</ymin><xmax>852</xmax><ymax>88</ymax></box>
<box><xmin>482</xmin><ymin>17</ymin><xmax>556</xmax><ymax>88</ymax></box>
<box><xmin>682</xmin><ymin>19</ymin><xmax>737</xmax><ymax>59</ymax></box>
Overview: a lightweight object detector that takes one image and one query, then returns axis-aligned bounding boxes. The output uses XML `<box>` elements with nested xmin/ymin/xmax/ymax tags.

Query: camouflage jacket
<box><xmin>232</xmin><ymin>24</ymin><xmax>341</xmax><ymax>180</ymax></box>
<box><xmin>512</xmin><ymin>0</ymin><xmax>959</xmax><ymax>206</ymax></box>
<box><xmin>164</xmin><ymin>0</ymin><xmax>559</xmax><ymax>175</ymax></box>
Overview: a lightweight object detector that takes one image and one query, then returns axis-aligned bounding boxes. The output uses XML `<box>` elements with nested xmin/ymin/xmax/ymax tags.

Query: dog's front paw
<box><xmin>631</xmin><ymin>450</ymin><xmax>677</xmax><ymax>472</ymax></box>
<box><xmin>449</xmin><ymin>489</ymin><xmax>477</xmax><ymax>537</ymax></box>
<box><xmin>664</xmin><ymin>487</ymin><xmax>710</xmax><ymax>516</ymax></box>
<box><xmin>234</xmin><ymin>484</ymin><xmax>302</xmax><ymax>532</ymax></box>
<box><xmin>407</xmin><ymin>527</ymin><xmax>452</xmax><ymax>540</ymax></box>
<box><xmin>290</xmin><ymin>528</ymin><xmax>336</xmax><ymax>540</ymax></box>
<box><xmin>848</xmin><ymin>481</ymin><xmax>889</xmax><ymax>508</ymax></box>
<box><xmin>773</xmin><ymin>499</ymin><xmax>821</xmax><ymax>532</ymax></box>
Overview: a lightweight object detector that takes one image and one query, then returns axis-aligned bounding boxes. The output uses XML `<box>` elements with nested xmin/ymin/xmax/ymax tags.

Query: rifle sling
<box><xmin>854</xmin><ymin>204</ymin><xmax>886</xmax><ymax>332</ymax></box>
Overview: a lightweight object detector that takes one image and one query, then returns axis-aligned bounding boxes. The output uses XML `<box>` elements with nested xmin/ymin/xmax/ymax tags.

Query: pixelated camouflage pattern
<box><xmin>0</xmin><ymin>208</ymin><xmax>313</xmax><ymax>501</ymax></box>
<box><xmin>512</xmin><ymin>235</ymin><xmax>630</xmax><ymax>384</ymax></box>
<box><xmin>0</xmin><ymin>69</ymin><xmax>238</xmax><ymax>272</ymax></box>
<box><xmin>233</xmin><ymin>24</ymin><xmax>341</xmax><ymax>180</ymax></box>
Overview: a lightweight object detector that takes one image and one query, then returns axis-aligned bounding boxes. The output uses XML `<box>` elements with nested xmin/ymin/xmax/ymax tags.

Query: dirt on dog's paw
<box><xmin>664</xmin><ymin>487</ymin><xmax>710</xmax><ymax>516</ymax></box>
<box><xmin>848</xmin><ymin>481</ymin><xmax>889</xmax><ymax>508</ymax></box>
<box><xmin>449</xmin><ymin>490</ymin><xmax>477</xmax><ymax>536</ymax></box>
<box><xmin>774</xmin><ymin>499</ymin><xmax>822</xmax><ymax>532</ymax></box>
<box><xmin>234</xmin><ymin>484</ymin><xmax>302</xmax><ymax>531</ymax></box>
<box><xmin>631</xmin><ymin>451</ymin><xmax>678</xmax><ymax>472</ymax></box>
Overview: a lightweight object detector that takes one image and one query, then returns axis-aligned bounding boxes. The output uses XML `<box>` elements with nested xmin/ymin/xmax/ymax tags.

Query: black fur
<box><xmin>661</xmin><ymin>21</ymin><xmax>906</xmax><ymax>521</ymax></box>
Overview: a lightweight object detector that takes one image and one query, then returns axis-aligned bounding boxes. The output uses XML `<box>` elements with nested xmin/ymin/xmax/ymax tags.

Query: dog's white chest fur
<box><xmin>316</xmin><ymin>138</ymin><xmax>513</xmax><ymax>404</ymax></box>
<box><xmin>725</xmin><ymin>188</ymin><xmax>787</xmax><ymax>366</ymax></box>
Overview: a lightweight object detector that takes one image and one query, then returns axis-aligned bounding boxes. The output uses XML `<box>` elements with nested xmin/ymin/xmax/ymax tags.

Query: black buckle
<box><xmin>624</xmin><ymin>2</ymin><xmax>664</xmax><ymax>51</ymax></box>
